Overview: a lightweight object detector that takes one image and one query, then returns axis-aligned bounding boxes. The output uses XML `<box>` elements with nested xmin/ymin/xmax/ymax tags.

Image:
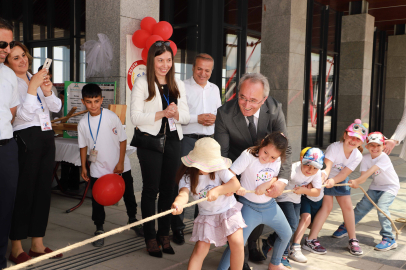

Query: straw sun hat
<box><xmin>181</xmin><ymin>137</ymin><xmax>232</xmax><ymax>173</ymax></box>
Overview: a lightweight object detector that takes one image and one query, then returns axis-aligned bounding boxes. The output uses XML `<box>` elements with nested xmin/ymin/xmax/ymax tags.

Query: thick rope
<box><xmin>5</xmin><ymin>184</ymin><xmax>402</xmax><ymax>269</ymax></box>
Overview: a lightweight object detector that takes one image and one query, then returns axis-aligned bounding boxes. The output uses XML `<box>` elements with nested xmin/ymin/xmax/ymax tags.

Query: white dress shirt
<box><xmin>0</xmin><ymin>63</ymin><xmax>20</xmax><ymax>140</ymax></box>
<box><xmin>244</xmin><ymin>108</ymin><xmax>260</xmax><ymax>131</ymax></box>
<box><xmin>13</xmin><ymin>72</ymin><xmax>62</xmax><ymax>132</ymax></box>
<box><xmin>182</xmin><ymin>77</ymin><xmax>222</xmax><ymax>135</ymax></box>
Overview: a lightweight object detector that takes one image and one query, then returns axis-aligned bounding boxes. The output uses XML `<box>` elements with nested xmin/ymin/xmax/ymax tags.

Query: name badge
<box><xmin>168</xmin><ymin>118</ymin><xmax>177</xmax><ymax>131</ymax></box>
<box><xmin>39</xmin><ymin>113</ymin><xmax>52</xmax><ymax>131</ymax></box>
<box><xmin>89</xmin><ymin>149</ymin><xmax>98</xmax><ymax>162</ymax></box>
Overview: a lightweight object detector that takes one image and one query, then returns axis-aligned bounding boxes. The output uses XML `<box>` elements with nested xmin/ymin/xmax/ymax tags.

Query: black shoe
<box><xmin>92</xmin><ymin>230</ymin><xmax>105</xmax><ymax>247</ymax></box>
<box><xmin>243</xmin><ymin>262</ymin><xmax>251</xmax><ymax>270</ymax></box>
<box><xmin>172</xmin><ymin>230</ymin><xmax>185</xmax><ymax>245</ymax></box>
<box><xmin>157</xmin><ymin>235</ymin><xmax>175</xmax><ymax>254</ymax></box>
<box><xmin>249</xmin><ymin>248</ymin><xmax>266</xmax><ymax>262</ymax></box>
<box><xmin>129</xmin><ymin>219</ymin><xmax>144</xmax><ymax>237</ymax></box>
<box><xmin>146</xmin><ymin>239</ymin><xmax>162</xmax><ymax>258</ymax></box>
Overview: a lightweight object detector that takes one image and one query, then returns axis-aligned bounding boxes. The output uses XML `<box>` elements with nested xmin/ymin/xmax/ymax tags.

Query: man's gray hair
<box><xmin>238</xmin><ymin>73</ymin><xmax>270</xmax><ymax>97</ymax></box>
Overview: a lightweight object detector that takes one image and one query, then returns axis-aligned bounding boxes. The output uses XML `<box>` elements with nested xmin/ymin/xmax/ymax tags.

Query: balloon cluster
<box><xmin>132</xmin><ymin>17</ymin><xmax>177</xmax><ymax>64</ymax></box>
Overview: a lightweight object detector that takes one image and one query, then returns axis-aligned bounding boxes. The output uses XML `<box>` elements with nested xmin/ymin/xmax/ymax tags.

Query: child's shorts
<box><xmin>324</xmin><ymin>176</ymin><xmax>351</xmax><ymax>196</ymax></box>
<box><xmin>300</xmin><ymin>196</ymin><xmax>323</xmax><ymax>223</ymax></box>
<box><xmin>190</xmin><ymin>202</ymin><xmax>247</xmax><ymax>247</ymax></box>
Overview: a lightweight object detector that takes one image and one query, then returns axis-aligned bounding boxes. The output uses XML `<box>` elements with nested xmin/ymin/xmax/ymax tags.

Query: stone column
<box><xmin>336</xmin><ymin>14</ymin><xmax>374</xmax><ymax>139</ymax></box>
<box><xmin>86</xmin><ymin>0</ymin><xmax>159</xmax><ymax>192</ymax></box>
<box><xmin>261</xmin><ymin>0</ymin><xmax>307</xmax><ymax>160</ymax></box>
<box><xmin>383</xmin><ymin>35</ymin><xmax>406</xmax><ymax>136</ymax></box>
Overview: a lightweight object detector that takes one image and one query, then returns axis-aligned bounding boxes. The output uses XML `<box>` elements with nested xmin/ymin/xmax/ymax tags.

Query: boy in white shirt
<box><xmin>261</xmin><ymin>147</ymin><xmax>324</xmax><ymax>268</ymax></box>
<box><xmin>78</xmin><ymin>84</ymin><xmax>142</xmax><ymax>247</ymax></box>
<box><xmin>332</xmin><ymin>132</ymin><xmax>400</xmax><ymax>251</ymax></box>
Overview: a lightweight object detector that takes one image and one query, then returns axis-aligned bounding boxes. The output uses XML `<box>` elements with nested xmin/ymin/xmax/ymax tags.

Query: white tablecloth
<box><xmin>54</xmin><ymin>137</ymin><xmax>136</xmax><ymax>166</ymax></box>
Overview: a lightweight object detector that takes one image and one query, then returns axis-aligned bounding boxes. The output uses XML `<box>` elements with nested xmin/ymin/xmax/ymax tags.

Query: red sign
<box><xmin>127</xmin><ymin>60</ymin><xmax>146</xmax><ymax>90</ymax></box>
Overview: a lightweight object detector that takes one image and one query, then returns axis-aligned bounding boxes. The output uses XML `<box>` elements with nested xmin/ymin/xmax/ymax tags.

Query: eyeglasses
<box><xmin>154</xmin><ymin>41</ymin><xmax>170</xmax><ymax>47</ymax></box>
<box><xmin>0</xmin><ymin>41</ymin><xmax>15</xmax><ymax>49</ymax></box>
<box><xmin>238</xmin><ymin>95</ymin><xmax>265</xmax><ymax>105</ymax></box>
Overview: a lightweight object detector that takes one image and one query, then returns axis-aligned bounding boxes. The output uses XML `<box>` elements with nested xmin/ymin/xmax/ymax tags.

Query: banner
<box><xmin>63</xmin><ymin>81</ymin><xmax>116</xmax><ymax>138</ymax></box>
<box><xmin>126</xmin><ymin>35</ymin><xmax>145</xmax><ymax>141</ymax></box>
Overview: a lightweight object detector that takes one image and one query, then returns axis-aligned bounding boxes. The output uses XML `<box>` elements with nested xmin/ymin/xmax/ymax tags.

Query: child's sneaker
<box><xmin>302</xmin><ymin>238</ymin><xmax>327</xmax><ymax>254</ymax></box>
<box><xmin>281</xmin><ymin>257</ymin><xmax>292</xmax><ymax>269</ymax></box>
<box><xmin>289</xmin><ymin>244</ymin><xmax>307</xmax><ymax>263</ymax></box>
<box><xmin>348</xmin><ymin>238</ymin><xmax>363</xmax><ymax>255</ymax></box>
<box><xmin>332</xmin><ymin>224</ymin><xmax>348</xmax><ymax>238</ymax></box>
<box><xmin>259</xmin><ymin>238</ymin><xmax>272</xmax><ymax>259</ymax></box>
<box><xmin>374</xmin><ymin>237</ymin><xmax>397</xmax><ymax>251</ymax></box>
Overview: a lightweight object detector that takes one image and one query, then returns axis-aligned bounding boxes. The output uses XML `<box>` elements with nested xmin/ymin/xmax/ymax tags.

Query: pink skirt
<box><xmin>190</xmin><ymin>202</ymin><xmax>247</xmax><ymax>247</ymax></box>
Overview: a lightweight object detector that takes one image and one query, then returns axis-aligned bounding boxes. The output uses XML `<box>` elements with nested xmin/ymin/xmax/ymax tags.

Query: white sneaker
<box><xmin>288</xmin><ymin>244</ymin><xmax>307</xmax><ymax>263</ymax></box>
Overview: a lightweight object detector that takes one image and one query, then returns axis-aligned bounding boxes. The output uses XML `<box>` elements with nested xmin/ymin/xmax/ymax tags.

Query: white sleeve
<box><xmin>230</xmin><ymin>150</ymin><xmax>251</xmax><ymax>175</ymax></box>
<box><xmin>43</xmin><ymin>91</ymin><xmax>62</xmax><ymax>113</ymax></box>
<box><xmin>130</xmin><ymin>77</ymin><xmax>156</xmax><ymax>126</ymax></box>
<box><xmin>16</xmin><ymin>92</ymin><xmax>38</xmax><ymax>122</ymax></box>
<box><xmin>311</xmin><ymin>170</ymin><xmax>322</xmax><ymax>189</ymax></box>
<box><xmin>324</xmin><ymin>143</ymin><xmax>336</xmax><ymax>163</ymax></box>
<box><xmin>218</xmin><ymin>169</ymin><xmax>235</xmax><ymax>183</ymax></box>
<box><xmin>114</xmin><ymin>114</ymin><xmax>127</xmax><ymax>142</ymax></box>
<box><xmin>178</xmin><ymin>175</ymin><xmax>191</xmax><ymax>191</ymax></box>
<box><xmin>175</xmin><ymin>80</ymin><xmax>190</xmax><ymax>125</ymax></box>
<box><xmin>376</xmin><ymin>154</ymin><xmax>393</xmax><ymax>172</ymax></box>
<box><xmin>359</xmin><ymin>157</ymin><xmax>368</xmax><ymax>172</ymax></box>
<box><xmin>77</xmin><ymin>121</ymin><xmax>88</xmax><ymax>149</ymax></box>
<box><xmin>391</xmin><ymin>106</ymin><xmax>406</xmax><ymax>145</ymax></box>
<box><xmin>346</xmin><ymin>151</ymin><xmax>362</xmax><ymax>171</ymax></box>
<box><xmin>10</xmin><ymin>76</ymin><xmax>19</xmax><ymax>108</ymax></box>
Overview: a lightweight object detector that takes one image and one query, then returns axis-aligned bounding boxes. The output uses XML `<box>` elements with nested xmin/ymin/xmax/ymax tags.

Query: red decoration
<box><xmin>132</xmin><ymin>29</ymin><xmax>150</xmax><ymax>49</ymax></box>
<box><xmin>92</xmin><ymin>174</ymin><xmax>125</xmax><ymax>206</ymax></box>
<box><xmin>152</xmin><ymin>21</ymin><xmax>173</xmax><ymax>41</ymax></box>
<box><xmin>141</xmin><ymin>17</ymin><xmax>157</xmax><ymax>34</ymax></box>
<box><xmin>141</xmin><ymin>48</ymin><xmax>149</xmax><ymax>64</ymax></box>
<box><xmin>145</xmin><ymin>35</ymin><xmax>164</xmax><ymax>50</ymax></box>
<box><xmin>167</xmin><ymin>40</ymin><xmax>177</xmax><ymax>56</ymax></box>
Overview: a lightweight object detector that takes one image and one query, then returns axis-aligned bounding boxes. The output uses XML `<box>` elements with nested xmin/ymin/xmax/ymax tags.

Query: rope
<box><xmin>5</xmin><ymin>184</ymin><xmax>403</xmax><ymax>269</ymax></box>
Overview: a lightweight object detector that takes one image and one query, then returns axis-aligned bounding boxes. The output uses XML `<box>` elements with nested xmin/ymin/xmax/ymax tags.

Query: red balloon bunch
<box><xmin>132</xmin><ymin>17</ymin><xmax>178</xmax><ymax>63</ymax></box>
<box><xmin>92</xmin><ymin>174</ymin><xmax>126</xmax><ymax>206</ymax></box>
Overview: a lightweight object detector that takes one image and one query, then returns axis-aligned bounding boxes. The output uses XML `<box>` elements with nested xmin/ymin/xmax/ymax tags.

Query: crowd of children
<box><xmin>77</xmin><ymin>83</ymin><xmax>399</xmax><ymax>270</ymax></box>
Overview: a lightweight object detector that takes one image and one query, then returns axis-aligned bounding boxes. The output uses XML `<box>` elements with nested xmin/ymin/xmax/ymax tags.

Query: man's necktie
<box><xmin>247</xmin><ymin>115</ymin><xmax>257</xmax><ymax>143</ymax></box>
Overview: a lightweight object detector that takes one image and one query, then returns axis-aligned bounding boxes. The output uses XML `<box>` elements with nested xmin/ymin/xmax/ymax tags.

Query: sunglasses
<box><xmin>154</xmin><ymin>41</ymin><xmax>170</xmax><ymax>47</ymax></box>
<box><xmin>0</xmin><ymin>41</ymin><xmax>15</xmax><ymax>49</ymax></box>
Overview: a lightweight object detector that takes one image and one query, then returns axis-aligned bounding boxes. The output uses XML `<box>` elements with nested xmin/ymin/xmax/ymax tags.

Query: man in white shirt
<box><xmin>171</xmin><ymin>53</ymin><xmax>222</xmax><ymax>245</ymax></box>
<box><xmin>0</xmin><ymin>18</ymin><xmax>20</xmax><ymax>269</ymax></box>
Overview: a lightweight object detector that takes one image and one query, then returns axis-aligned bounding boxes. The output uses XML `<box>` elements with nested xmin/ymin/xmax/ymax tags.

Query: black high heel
<box><xmin>157</xmin><ymin>235</ymin><xmax>175</xmax><ymax>254</ymax></box>
<box><xmin>146</xmin><ymin>239</ymin><xmax>163</xmax><ymax>258</ymax></box>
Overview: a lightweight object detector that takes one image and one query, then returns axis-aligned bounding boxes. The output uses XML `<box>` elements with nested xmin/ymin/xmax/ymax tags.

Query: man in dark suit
<box><xmin>214</xmin><ymin>73</ymin><xmax>292</xmax><ymax>270</ymax></box>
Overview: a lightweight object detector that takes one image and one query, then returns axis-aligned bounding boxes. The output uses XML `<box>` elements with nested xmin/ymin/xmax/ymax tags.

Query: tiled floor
<box><xmin>5</xmin><ymin>146</ymin><xmax>406</xmax><ymax>270</ymax></box>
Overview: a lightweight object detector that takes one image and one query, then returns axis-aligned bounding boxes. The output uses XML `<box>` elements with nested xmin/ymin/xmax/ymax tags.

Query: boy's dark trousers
<box><xmin>90</xmin><ymin>170</ymin><xmax>137</xmax><ymax>226</ymax></box>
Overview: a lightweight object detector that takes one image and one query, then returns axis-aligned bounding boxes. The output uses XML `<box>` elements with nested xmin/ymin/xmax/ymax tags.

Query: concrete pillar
<box><xmin>86</xmin><ymin>0</ymin><xmax>159</xmax><ymax>104</ymax></box>
<box><xmin>336</xmin><ymin>14</ymin><xmax>374</xmax><ymax>139</ymax></box>
<box><xmin>383</xmin><ymin>35</ymin><xmax>406</xmax><ymax>136</ymax></box>
<box><xmin>260</xmin><ymin>0</ymin><xmax>307</xmax><ymax>160</ymax></box>
<box><xmin>86</xmin><ymin>0</ymin><xmax>159</xmax><ymax>192</ymax></box>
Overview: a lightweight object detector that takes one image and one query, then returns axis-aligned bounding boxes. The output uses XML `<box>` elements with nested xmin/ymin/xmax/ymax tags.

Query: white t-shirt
<box><xmin>325</xmin><ymin>142</ymin><xmax>363</xmax><ymax>179</ymax></box>
<box><xmin>277</xmin><ymin>161</ymin><xmax>322</xmax><ymax>204</ymax></box>
<box><xmin>360</xmin><ymin>153</ymin><xmax>400</xmax><ymax>196</ymax></box>
<box><xmin>230</xmin><ymin>149</ymin><xmax>281</xmax><ymax>203</ymax></box>
<box><xmin>178</xmin><ymin>169</ymin><xmax>236</xmax><ymax>215</ymax></box>
<box><xmin>0</xmin><ymin>63</ymin><xmax>19</xmax><ymax>140</ymax></box>
<box><xmin>78</xmin><ymin>108</ymin><xmax>131</xmax><ymax>178</ymax></box>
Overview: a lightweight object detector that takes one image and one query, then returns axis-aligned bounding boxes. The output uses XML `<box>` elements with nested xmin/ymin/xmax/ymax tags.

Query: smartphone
<box><xmin>43</xmin><ymin>58</ymin><xmax>53</xmax><ymax>70</ymax></box>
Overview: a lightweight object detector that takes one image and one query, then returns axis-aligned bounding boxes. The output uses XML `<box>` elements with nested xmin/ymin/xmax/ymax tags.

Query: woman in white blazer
<box><xmin>385</xmin><ymin>107</ymin><xmax>406</xmax><ymax>158</ymax></box>
<box><xmin>130</xmin><ymin>41</ymin><xmax>189</xmax><ymax>258</ymax></box>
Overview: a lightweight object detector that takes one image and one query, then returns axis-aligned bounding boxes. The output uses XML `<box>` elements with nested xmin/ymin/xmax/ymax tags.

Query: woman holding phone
<box><xmin>5</xmin><ymin>41</ymin><xmax>62</xmax><ymax>264</ymax></box>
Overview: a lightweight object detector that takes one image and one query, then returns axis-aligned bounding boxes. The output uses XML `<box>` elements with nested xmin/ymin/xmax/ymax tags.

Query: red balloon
<box><xmin>167</xmin><ymin>40</ymin><xmax>177</xmax><ymax>56</ymax></box>
<box><xmin>145</xmin><ymin>35</ymin><xmax>163</xmax><ymax>50</ymax></box>
<box><xmin>152</xmin><ymin>21</ymin><xmax>173</xmax><ymax>41</ymax></box>
<box><xmin>141</xmin><ymin>48</ymin><xmax>148</xmax><ymax>64</ymax></box>
<box><xmin>92</xmin><ymin>174</ymin><xmax>125</xmax><ymax>206</ymax></box>
<box><xmin>132</xmin><ymin>29</ymin><xmax>151</xmax><ymax>49</ymax></box>
<box><xmin>141</xmin><ymin>17</ymin><xmax>157</xmax><ymax>34</ymax></box>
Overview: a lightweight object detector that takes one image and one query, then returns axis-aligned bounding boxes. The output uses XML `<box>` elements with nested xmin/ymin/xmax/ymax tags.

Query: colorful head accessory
<box><xmin>366</xmin><ymin>132</ymin><xmax>386</xmax><ymax>145</ymax></box>
<box><xmin>346</xmin><ymin>119</ymin><xmax>368</xmax><ymax>142</ymax></box>
<box><xmin>301</xmin><ymin>147</ymin><xmax>325</xmax><ymax>170</ymax></box>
